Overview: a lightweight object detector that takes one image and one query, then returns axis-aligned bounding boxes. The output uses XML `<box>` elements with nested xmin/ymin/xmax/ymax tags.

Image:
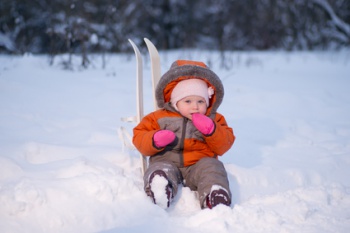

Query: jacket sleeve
<box><xmin>205</xmin><ymin>113</ymin><xmax>235</xmax><ymax>155</ymax></box>
<box><xmin>132</xmin><ymin>112</ymin><xmax>163</xmax><ymax>156</ymax></box>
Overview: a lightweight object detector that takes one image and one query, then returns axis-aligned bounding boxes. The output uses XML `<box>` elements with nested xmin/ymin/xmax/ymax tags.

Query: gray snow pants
<box><xmin>144</xmin><ymin>157</ymin><xmax>231</xmax><ymax>208</ymax></box>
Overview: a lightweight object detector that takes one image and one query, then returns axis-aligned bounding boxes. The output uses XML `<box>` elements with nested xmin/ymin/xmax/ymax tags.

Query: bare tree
<box><xmin>312</xmin><ymin>0</ymin><xmax>350</xmax><ymax>44</ymax></box>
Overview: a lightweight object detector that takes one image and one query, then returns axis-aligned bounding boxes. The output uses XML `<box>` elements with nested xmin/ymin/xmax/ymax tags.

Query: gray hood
<box><xmin>155</xmin><ymin>60</ymin><xmax>224</xmax><ymax>118</ymax></box>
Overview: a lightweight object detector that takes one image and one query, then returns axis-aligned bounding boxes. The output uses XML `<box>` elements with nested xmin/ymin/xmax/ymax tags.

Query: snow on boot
<box><xmin>148</xmin><ymin>170</ymin><xmax>173</xmax><ymax>209</ymax></box>
<box><xmin>206</xmin><ymin>186</ymin><xmax>231</xmax><ymax>209</ymax></box>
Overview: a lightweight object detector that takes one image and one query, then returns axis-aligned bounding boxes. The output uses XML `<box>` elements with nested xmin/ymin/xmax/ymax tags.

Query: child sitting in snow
<box><xmin>133</xmin><ymin>60</ymin><xmax>235</xmax><ymax>209</ymax></box>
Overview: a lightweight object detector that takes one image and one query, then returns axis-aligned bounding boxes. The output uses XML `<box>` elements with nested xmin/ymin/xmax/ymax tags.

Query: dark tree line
<box><xmin>1</xmin><ymin>0</ymin><xmax>349</xmax><ymax>56</ymax></box>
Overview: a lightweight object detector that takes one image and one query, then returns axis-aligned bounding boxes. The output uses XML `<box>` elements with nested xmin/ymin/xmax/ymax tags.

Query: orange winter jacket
<box><xmin>132</xmin><ymin>60</ymin><xmax>235</xmax><ymax>167</ymax></box>
<box><xmin>133</xmin><ymin>109</ymin><xmax>234</xmax><ymax>167</ymax></box>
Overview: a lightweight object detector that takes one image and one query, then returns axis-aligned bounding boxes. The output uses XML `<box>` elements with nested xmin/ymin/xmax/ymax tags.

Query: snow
<box><xmin>150</xmin><ymin>175</ymin><xmax>169</xmax><ymax>209</ymax></box>
<box><xmin>0</xmin><ymin>50</ymin><xmax>350</xmax><ymax>233</ymax></box>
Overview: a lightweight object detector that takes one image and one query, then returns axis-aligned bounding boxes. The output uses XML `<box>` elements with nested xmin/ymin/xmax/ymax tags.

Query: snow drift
<box><xmin>0</xmin><ymin>50</ymin><xmax>349</xmax><ymax>233</ymax></box>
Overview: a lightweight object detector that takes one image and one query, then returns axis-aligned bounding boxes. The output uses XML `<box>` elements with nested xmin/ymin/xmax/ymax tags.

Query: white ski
<box><xmin>128</xmin><ymin>39</ymin><xmax>147</xmax><ymax>175</ymax></box>
<box><xmin>144</xmin><ymin>38</ymin><xmax>161</xmax><ymax>110</ymax></box>
<box><xmin>121</xmin><ymin>38</ymin><xmax>161</xmax><ymax>176</ymax></box>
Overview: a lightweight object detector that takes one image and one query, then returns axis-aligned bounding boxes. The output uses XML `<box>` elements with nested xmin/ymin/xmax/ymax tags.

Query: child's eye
<box><xmin>185</xmin><ymin>100</ymin><xmax>191</xmax><ymax>103</ymax></box>
<box><xmin>198</xmin><ymin>100</ymin><xmax>205</xmax><ymax>104</ymax></box>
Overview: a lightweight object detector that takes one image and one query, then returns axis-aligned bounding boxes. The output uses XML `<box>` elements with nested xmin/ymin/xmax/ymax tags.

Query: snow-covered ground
<box><xmin>0</xmin><ymin>49</ymin><xmax>349</xmax><ymax>233</ymax></box>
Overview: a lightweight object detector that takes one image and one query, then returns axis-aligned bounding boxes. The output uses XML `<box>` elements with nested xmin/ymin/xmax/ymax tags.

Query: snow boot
<box><xmin>148</xmin><ymin>170</ymin><xmax>173</xmax><ymax>208</ymax></box>
<box><xmin>206</xmin><ymin>188</ymin><xmax>231</xmax><ymax>209</ymax></box>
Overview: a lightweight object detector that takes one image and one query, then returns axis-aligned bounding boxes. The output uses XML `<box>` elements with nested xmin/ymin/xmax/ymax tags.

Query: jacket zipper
<box><xmin>179</xmin><ymin>117</ymin><xmax>188</xmax><ymax>167</ymax></box>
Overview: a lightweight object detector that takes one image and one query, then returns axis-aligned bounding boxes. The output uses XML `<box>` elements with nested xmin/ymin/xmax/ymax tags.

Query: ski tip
<box><xmin>144</xmin><ymin>38</ymin><xmax>160</xmax><ymax>59</ymax></box>
<box><xmin>144</xmin><ymin>38</ymin><xmax>156</xmax><ymax>50</ymax></box>
<box><xmin>128</xmin><ymin>39</ymin><xmax>136</xmax><ymax>46</ymax></box>
<box><xmin>129</xmin><ymin>39</ymin><xmax>142</xmax><ymax>56</ymax></box>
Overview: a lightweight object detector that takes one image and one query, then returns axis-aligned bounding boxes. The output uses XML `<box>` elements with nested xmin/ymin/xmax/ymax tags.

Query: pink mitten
<box><xmin>153</xmin><ymin>130</ymin><xmax>176</xmax><ymax>148</ymax></box>
<box><xmin>192</xmin><ymin>113</ymin><xmax>215</xmax><ymax>135</ymax></box>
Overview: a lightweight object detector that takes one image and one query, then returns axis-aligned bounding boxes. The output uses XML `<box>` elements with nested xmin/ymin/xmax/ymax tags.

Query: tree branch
<box><xmin>312</xmin><ymin>0</ymin><xmax>350</xmax><ymax>38</ymax></box>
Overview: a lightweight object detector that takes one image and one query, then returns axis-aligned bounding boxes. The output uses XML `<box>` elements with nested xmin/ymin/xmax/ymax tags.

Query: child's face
<box><xmin>176</xmin><ymin>95</ymin><xmax>207</xmax><ymax>120</ymax></box>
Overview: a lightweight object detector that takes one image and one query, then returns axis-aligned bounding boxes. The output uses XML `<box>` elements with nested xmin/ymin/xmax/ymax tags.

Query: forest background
<box><xmin>1</xmin><ymin>0</ymin><xmax>349</xmax><ymax>61</ymax></box>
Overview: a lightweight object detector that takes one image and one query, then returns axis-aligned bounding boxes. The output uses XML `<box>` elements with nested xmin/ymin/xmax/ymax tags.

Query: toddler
<box><xmin>133</xmin><ymin>60</ymin><xmax>235</xmax><ymax>209</ymax></box>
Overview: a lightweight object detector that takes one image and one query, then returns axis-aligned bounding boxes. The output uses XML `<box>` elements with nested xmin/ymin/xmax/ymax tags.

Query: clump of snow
<box><xmin>90</xmin><ymin>34</ymin><xmax>99</xmax><ymax>45</ymax></box>
<box><xmin>209</xmin><ymin>185</ymin><xmax>229</xmax><ymax>205</ymax></box>
<box><xmin>150</xmin><ymin>175</ymin><xmax>170</xmax><ymax>209</ymax></box>
<box><xmin>0</xmin><ymin>50</ymin><xmax>350</xmax><ymax>233</ymax></box>
<box><xmin>210</xmin><ymin>185</ymin><xmax>228</xmax><ymax>193</ymax></box>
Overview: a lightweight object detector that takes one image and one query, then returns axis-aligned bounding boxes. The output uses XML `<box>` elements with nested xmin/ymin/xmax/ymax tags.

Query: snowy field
<box><xmin>0</xmin><ymin>49</ymin><xmax>350</xmax><ymax>233</ymax></box>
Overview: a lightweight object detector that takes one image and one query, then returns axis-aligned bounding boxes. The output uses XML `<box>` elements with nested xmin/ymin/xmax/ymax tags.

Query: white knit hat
<box><xmin>171</xmin><ymin>79</ymin><xmax>214</xmax><ymax>110</ymax></box>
